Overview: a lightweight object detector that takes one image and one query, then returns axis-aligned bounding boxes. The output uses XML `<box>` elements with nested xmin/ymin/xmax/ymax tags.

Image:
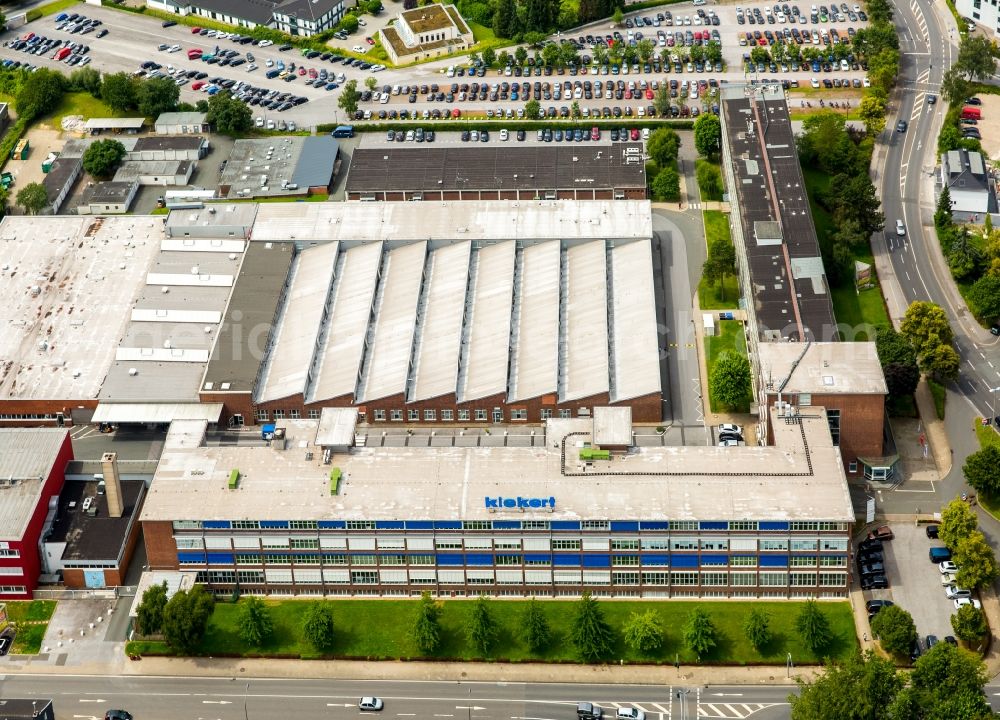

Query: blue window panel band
<box><xmin>700</xmin><ymin>554</ymin><xmax>728</xmax><ymax>564</ymax></box>
<box><xmin>641</xmin><ymin>554</ymin><xmax>669</xmax><ymax>566</ymax></box>
<box><xmin>434</xmin><ymin>521</ymin><xmax>463</xmax><ymax>530</ymax></box>
<box><xmin>551</xmin><ymin>521</ymin><xmax>581</xmax><ymax>531</ymax></box>
<box><xmin>759</xmin><ymin>521</ymin><xmax>790</xmax><ymax>531</ymax></box>
<box><xmin>524</xmin><ymin>553</ymin><xmax>551</xmax><ymax>563</ymax></box>
<box><xmin>177</xmin><ymin>552</ymin><xmax>206</xmax><ymax>563</ymax></box>
<box><xmin>582</xmin><ymin>554</ymin><xmax>611</xmax><ymax>567</ymax></box>
<box><xmin>760</xmin><ymin>555</ymin><xmax>789</xmax><ymax>567</ymax></box>
<box><xmin>670</xmin><ymin>554</ymin><xmax>699</xmax><ymax>568</ymax></box>
<box><xmin>405</xmin><ymin>521</ymin><xmax>433</xmax><ymax>530</ymax></box>
<box><xmin>259</xmin><ymin>520</ymin><xmax>288</xmax><ymax>529</ymax></box>
<box><xmin>202</xmin><ymin>520</ymin><xmax>231</xmax><ymax>529</ymax></box>
<box><xmin>436</xmin><ymin>554</ymin><xmax>464</xmax><ymax>565</ymax></box>
<box><xmin>699</xmin><ymin>521</ymin><xmax>728</xmax><ymax>531</ymax></box>
<box><xmin>610</xmin><ymin>521</ymin><xmax>639</xmax><ymax>532</ymax></box>
<box><xmin>318</xmin><ymin>520</ymin><xmax>346</xmax><ymax>529</ymax></box>
<box><xmin>206</xmin><ymin>553</ymin><xmax>234</xmax><ymax>564</ymax></box>
<box><xmin>465</xmin><ymin>554</ymin><xmax>493</xmax><ymax>566</ymax></box>
<box><xmin>376</xmin><ymin>520</ymin><xmax>405</xmax><ymax>530</ymax></box>
<box><xmin>553</xmin><ymin>554</ymin><xmax>581</xmax><ymax>566</ymax></box>
<box><xmin>640</xmin><ymin>521</ymin><xmax>670</xmax><ymax>530</ymax></box>
<box><xmin>493</xmin><ymin>520</ymin><xmax>521</xmax><ymax>530</ymax></box>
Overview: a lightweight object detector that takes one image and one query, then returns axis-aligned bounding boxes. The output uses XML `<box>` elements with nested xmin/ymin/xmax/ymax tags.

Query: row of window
<box><xmin>193</xmin><ymin>569</ymin><xmax>847</xmax><ymax>587</ymax></box>
<box><xmin>0</xmin><ymin>413</ymin><xmax>57</xmax><ymax>420</ymax></box>
<box><xmin>255</xmin><ymin>408</ymin><xmax>576</xmax><ymax>423</ymax></box>
<box><xmin>179</xmin><ymin>552</ymin><xmax>848</xmax><ymax>568</ymax></box>
<box><xmin>173</xmin><ymin>519</ymin><xmax>851</xmax><ymax>532</ymax></box>
<box><xmin>177</xmin><ymin>535</ymin><xmax>851</xmax><ymax>553</ymax></box>
<box><xmin>0</xmin><ymin>585</ymin><xmax>27</xmax><ymax>594</ymax></box>
<box><xmin>0</xmin><ymin>549</ymin><xmax>21</xmax><ymax>558</ymax></box>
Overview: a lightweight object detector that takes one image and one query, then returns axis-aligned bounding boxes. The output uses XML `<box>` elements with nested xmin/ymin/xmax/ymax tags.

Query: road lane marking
<box><xmin>202</xmin><ymin>701</ymin><xmax>232</xmax><ymax>705</ymax></box>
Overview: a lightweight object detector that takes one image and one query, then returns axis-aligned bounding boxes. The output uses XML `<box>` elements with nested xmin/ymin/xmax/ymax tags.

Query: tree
<box><xmin>742</xmin><ymin>607</ymin><xmax>772</xmax><ymax>653</ymax></box>
<box><xmin>520</xmin><ymin>598</ymin><xmax>551</xmax><ymax>653</ymax></box>
<box><xmin>0</xmin><ymin>10</ymin><xmax>6</xmax><ymax>33</ymax></box>
<box><xmin>653</xmin><ymin>85</ymin><xmax>670</xmax><ymax>117</ymax></box>
<box><xmin>703</xmin><ymin>234</ymin><xmax>736</xmax><ymax>300</ymax></box>
<box><xmin>696</xmin><ymin>161</ymin><xmax>722</xmax><ymax>201</ymax></box>
<box><xmin>952</xmin><ymin>603</ymin><xmax>989</xmax><ymax>643</ymax></box>
<box><xmin>466</xmin><ymin>596</ymin><xmax>498</xmax><ymax>656</ymax></box>
<box><xmin>82</xmin><ymin>139</ymin><xmax>126</xmax><ymax>179</ymax></box>
<box><xmin>16</xmin><ymin>182</ymin><xmax>48</xmax><ymax>215</ymax></box>
<box><xmin>646</xmin><ymin>127</ymin><xmax>681</xmax><ymax>168</ymax></box>
<box><xmin>135</xmin><ymin>581</ymin><xmax>168</xmax><ymax>636</ymax></box>
<box><xmin>710</xmin><ymin>350</ymin><xmax>751</xmax><ymax>410</ymax></box>
<box><xmin>956</xmin><ymin>35</ymin><xmax>1000</xmax><ymax>81</ymax></box>
<box><xmin>693</xmin><ymin>113</ymin><xmax>721</xmax><ymax>158</ymax></box>
<box><xmin>340</xmin><ymin>14</ymin><xmax>359</xmax><ymax>33</ymax></box>
<box><xmin>481</xmin><ymin>47</ymin><xmax>497</xmax><ymax>67</ymax></box>
<box><xmin>883</xmin><ymin>361</ymin><xmax>920</xmax><ymax>398</ymax></box>
<box><xmin>571</xmin><ymin>592</ymin><xmax>613</xmax><ymax>662</ymax></box>
<box><xmin>939</xmin><ymin>498</ymin><xmax>979</xmax><ymax>551</ymax></box>
<box><xmin>338</xmin><ymin>79</ymin><xmax>361</xmax><ymax>115</ymax></box>
<box><xmin>941</xmin><ymin>66</ymin><xmax>972</xmax><ymax>106</ymax></box>
<box><xmin>542</xmin><ymin>42</ymin><xmax>561</xmax><ymax>67</ymax></box>
<box><xmin>947</xmin><ymin>227</ymin><xmax>983</xmax><ymax>280</ymax></box>
<box><xmin>622</xmin><ymin>610</ymin><xmax>663</xmax><ymax>653</ymax></box>
<box><xmin>612</xmin><ymin>7</ymin><xmax>624</xmax><ymax>25</ymax></box>
<box><xmin>901</xmin><ymin>301</ymin><xmax>954</xmax><ymax>358</ymax></box>
<box><xmin>935</xmin><ymin>187</ymin><xmax>954</xmax><ymax>228</ymax></box>
<box><xmin>637</xmin><ymin>39</ymin><xmax>655</xmax><ymax>63</ymax></box>
<box><xmin>795</xmin><ymin>600</ymin><xmax>832</xmax><ymax>656</ymax></box>
<box><xmin>238</xmin><ymin>596</ymin><xmax>273</xmax><ymax>647</ymax></box>
<box><xmin>303</xmin><ymin>602</ymin><xmax>335</xmax><ymax>650</ymax></box>
<box><xmin>411</xmin><ymin>591</ymin><xmax>442</xmax><ymax>655</ymax></box>
<box><xmin>869</xmin><ymin>605</ymin><xmax>916</xmax><ymax>657</ymax></box>
<box><xmin>137</xmin><ymin>76</ymin><xmax>180</xmax><ymax>117</ymax></box>
<box><xmin>514</xmin><ymin>46</ymin><xmax>528</xmax><ymax>66</ymax></box>
<box><xmin>364</xmin><ymin>75</ymin><xmax>378</xmax><ymax>91</ymax></box>
<box><xmin>683</xmin><ymin>607</ymin><xmax>716</xmax><ymax>659</ymax></box>
<box><xmin>963</xmin><ymin>444</ymin><xmax>1000</xmax><ymax>497</ymax></box>
<box><xmin>15</xmin><ymin>68</ymin><xmax>66</xmax><ymax>121</ymax></box>
<box><xmin>857</xmin><ymin>90</ymin><xmax>888</xmax><ymax>135</ymax></box>
<box><xmin>922</xmin><ymin>343</ymin><xmax>960</xmax><ymax>382</ymax></box>
<box><xmin>205</xmin><ymin>92</ymin><xmax>252</xmax><ymax>136</ymax></box>
<box><xmin>875</xmin><ymin>325</ymin><xmax>917</xmax><ymax>367</ymax></box>
<box><xmin>789</xmin><ymin>650</ymin><xmax>904</xmax><ymax>720</ymax></box>
<box><xmin>953</xmin><ymin>531</ymin><xmax>1000</xmax><ymax>589</ymax></box>
<box><xmin>161</xmin><ymin>585</ymin><xmax>215</xmax><ymax>653</ymax></box>
<box><xmin>829</xmin><ymin>174</ymin><xmax>885</xmax><ymax>238</ymax></box>
<box><xmin>966</xmin><ymin>274</ymin><xmax>1000</xmax><ymax>322</ymax></box>
<box><xmin>492</xmin><ymin>0</ymin><xmax>518</xmax><ymax>39</ymax></box>
<box><xmin>69</xmin><ymin>67</ymin><xmax>103</xmax><ymax>98</ymax></box>
<box><xmin>651</xmin><ymin>167</ymin><xmax>680</xmax><ymax>202</ymax></box>
<box><xmin>101</xmin><ymin>72</ymin><xmax>138</xmax><ymax>113</ymax></box>
<box><xmin>524</xmin><ymin>99</ymin><xmax>541</xmax><ymax>119</ymax></box>
<box><xmin>897</xmin><ymin>642</ymin><xmax>991</xmax><ymax>718</ymax></box>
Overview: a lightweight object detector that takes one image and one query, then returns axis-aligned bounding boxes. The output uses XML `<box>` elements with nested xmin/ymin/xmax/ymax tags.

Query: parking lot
<box><xmin>864</xmin><ymin>522</ymin><xmax>965</xmax><ymax>654</ymax></box>
<box><xmin>0</xmin><ymin>1</ymin><xmax>870</xmax><ymax>127</ymax></box>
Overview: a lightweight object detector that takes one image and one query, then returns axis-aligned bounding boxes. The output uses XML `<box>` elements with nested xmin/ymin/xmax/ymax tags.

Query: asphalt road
<box><xmin>0</xmin><ymin>675</ymin><xmax>796</xmax><ymax>720</ymax></box>
<box><xmin>1</xmin><ymin>1</ymin><xmax>871</xmax><ymax>127</ymax></box>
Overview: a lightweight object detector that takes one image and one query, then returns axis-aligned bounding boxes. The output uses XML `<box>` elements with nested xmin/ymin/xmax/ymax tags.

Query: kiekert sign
<box><xmin>484</xmin><ymin>496</ymin><xmax>556</xmax><ymax>509</ymax></box>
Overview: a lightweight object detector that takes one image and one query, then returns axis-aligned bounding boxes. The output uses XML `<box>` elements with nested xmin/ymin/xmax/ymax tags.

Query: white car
<box><xmin>257</xmin><ymin>39</ymin><xmax>273</xmax><ymax>47</ymax></box>
<box><xmin>939</xmin><ymin>560</ymin><xmax>959</xmax><ymax>574</ymax></box>
<box><xmin>940</xmin><ymin>572</ymin><xmax>957</xmax><ymax>586</ymax></box>
<box><xmin>718</xmin><ymin>438</ymin><xmax>741</xmax><ymax>447</ymax></box>
<box><xmin>954</xmin><ymin>597</ymin><xmax>982</xmax><ymax>610</ymax></box>
<box><xmin>267</xmin><ymin>119</ymin><xmax>276</xmax><ymax>129</ymax></box>
<box><xmin>247</xmin><ymin>63</ymin><xmax>257</xmax><ymax>72</ymax></box>
<box><xmin>371</xmin><ymin>64</ymin><xmax>386</xmax><ymax>71</ymax></box>
<box><xmin>945</xmin><ymin>585</ymin><xmax>972</xmax><ymax>600</ymax></box>
<box><xmin>500</xmin><ymin>128</ymin><xmax>509</xmax><ymax>141</ymax></box>
<box><xmin>353</xmin><ymin>45</ymin><xmax>366</xmax><ymax>52</ymax></box>
<box><xmin>616</xmin><ymin>710</ymin><xmax>645</xmax><ymax>720</ymax></box>
<box><xmin>288</xmin><ymin>121</ymin><xmax>296</xmax><ymax>131</ymax></box>
<box><xmin>719</xmin><ymin>423</ymin><xmax>743</xmax><ymax>436</ymax></box>
<box><xmin>358</xmin><ymin>17</ymin><xmax>367</xmax><ymax>26</ymax></box>
<box><xmin>359</xmin><ymin>698</ymin><xmax>383</xmax><ymax>712</ymax></box>
<box><xmin>811</xmin><ymin>77</ymin><xmax>820</xmax><ymax>88</ymax></box>
<box><xmin>167</xmin><ymin>44</ymin><xmax>180</xmax><ymax>53</ymax></box>
<box><xmin>895</xmin><ymin>219</ymin><xmax>906</xmax><ymax>236</ymax></box>
<box><xmin>255</xmin><ymin>116</ymin><xmax>264</xmax><ymax>128</ymax></box>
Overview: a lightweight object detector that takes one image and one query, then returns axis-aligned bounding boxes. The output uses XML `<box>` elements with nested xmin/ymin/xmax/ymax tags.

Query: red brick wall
<box><xmin>143</xmin><ymin>521</ymin><xmax>179</xmax><ymax>571</ymax></box>
<box><xmin>0</xmin><ymin>431</ymin><xmax>71</xmax><ymax>599</ymax></box>
<box><xmin>0</xmin><ymin>399</ymin><xmax>96</xmax><ymax>427</ymax></box>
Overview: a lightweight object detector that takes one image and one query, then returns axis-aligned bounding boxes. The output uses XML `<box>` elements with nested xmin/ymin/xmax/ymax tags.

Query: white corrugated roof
<box><xmin>611</xmin><ymin>239</ymin><xmax>661</xmax><ymax>401</ymax></box>
<box><xmin>308</xmin><ymin>242</ymin><xmax>383</xmax><ymax>403</ymax></box>
<box><xmin>257</xmin><ymin>242</ymin><xmax>339</xmax><ymax>403</ymax></box>
<box><xmin>459</xmin><ymin>242</ymin><xmax>516</xmax><ymax>402</ymax></box>
<box><xmin>562</xmin><ymin>241</ymin><xmax>609</xmax><ymax>402</ymax></box>
<box><xmin>360</xmin><ymin>241</ymin><xmax>427</xmax><ymax>402</ymax></box>
<box><xmin>92</xmin><ymin>402</ymin><xmax>223</xmax><ymax>424</ymax></box>
<box><xmin>410</xmin><ymin>242</ymin><xmax>471</xmax><ymax>402</ymax></box>
<box><xmin>510</xmin><ymin>242</ymin><xmax>560</xmax><ymax>402</ymax></box>
<box><xmin>314</xmin><ymin>407</ymin><xmax>359</xmax><ymax>448</ymax></box>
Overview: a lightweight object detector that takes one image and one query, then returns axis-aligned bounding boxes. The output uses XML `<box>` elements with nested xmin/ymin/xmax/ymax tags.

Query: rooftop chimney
<box><xmin>101</xmin><ymin>452</ymin><xmax>124</xmax><ymax>518</ymax></box>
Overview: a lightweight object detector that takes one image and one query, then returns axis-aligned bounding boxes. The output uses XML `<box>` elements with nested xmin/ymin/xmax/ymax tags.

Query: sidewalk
<box><xmin>914</xmin><ymin>377</ymin><xmax>953</xmax><ymax>478</ymax></box>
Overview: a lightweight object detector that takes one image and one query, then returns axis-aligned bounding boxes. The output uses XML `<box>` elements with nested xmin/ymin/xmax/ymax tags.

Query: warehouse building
<box><xmin>113</xmin><ymin>159</ymin><xmax>195</xmax><ymax>186</ymax></box>
<box><xmin>0</xmin><ymin>429</ymin><xmax>72</xmax><ymax>599</ymax></box>
<box><xmin>77</xmin><ymin>180</ymin><xmax>140</xmax><ymax>215</ymax></box>
<box><xmin>142</xmin><ymin>405</ymin><xmax>854</xmax><ymax>599</ymax></box>
<box><xmin>345</xmin><ymin>142</ymin><xmax>647</xmax><ymax>201</ymax></box>
<box><xmin>42</xmin><ymin>157</ymin><xmax>82</xmax><ymax>214</ymax></box>
<box><xmin>127</xmin><ymin>136</ymin><xmax>209</xmax><ymax>162</ymax></box>
<box><xmin>155</xmin><ymin>111</ymin><xmax>210</xmax><ymax>135</ymax></box>
<box><xmin>218</xmin><ymin>136</ymin><xmax>339</xmax><ymax>199</ymax></box>
<box><xmin>207</xmin><ymin>200</ymin><xmax>661</xmax><ymax>426</ymax></box>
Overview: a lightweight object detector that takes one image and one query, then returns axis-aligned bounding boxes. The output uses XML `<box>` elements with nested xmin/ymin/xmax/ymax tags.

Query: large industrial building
<box><xmin>142</xmin><ymin>405</ymin><xmax>854</xmax><ymax>598</ymax></box>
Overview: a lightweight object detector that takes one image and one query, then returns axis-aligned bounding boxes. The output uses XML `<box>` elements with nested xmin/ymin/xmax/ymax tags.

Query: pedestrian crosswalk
<box><xmin>600</xmin><ymin>700</ymin><xmax>784</xmax><ymax>720</ymax></box>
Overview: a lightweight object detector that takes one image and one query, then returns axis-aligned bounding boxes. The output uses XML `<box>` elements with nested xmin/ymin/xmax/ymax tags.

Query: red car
<box><xmin>308</xmin><ymin>68</ymin><xmax>317</xmax><ymax>78</ymax></box>
<box><xmin>366</xmin><ymin>36</ymin><xmax>375</xmax><ymax>45</ymax></box>
<box><xmin>630</xmin><ymin>128</ymin><xmax>640</xmax><ymax>141</ymax></box>
<box><xmin>451</xmin><ymin>108</ymin><xmax>461</xmax><ymax>118</ymax></box>
<box><xmin>297</xmin><ymin>66</ymin><xmax>307</xmax><ymax>75</ymax></box>
<box><xmin>645</xmin><ymin>89</ymin><xmax>654</xmax><ymax>100</ymax></box>
<box><xmin>191</xmin><ymin>26</ymin><xmax>202</xmax><ymax>33</ymax></box>
<box><xmin>591</xmin><ymin>126</ymin><xmax>600</xmax><ymax>140</ymax></box>
<box><xmin>867</xmin><ymin>525</ymin><xmax>894</xmax><ymax>541</ymax></box>
<box><xmin>191</xmin><ymin>81</ymin><xmax>205</xmax><ymax>90</ymax></box>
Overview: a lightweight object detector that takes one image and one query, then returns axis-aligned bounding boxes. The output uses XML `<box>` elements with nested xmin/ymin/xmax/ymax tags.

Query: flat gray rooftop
<box><xmin>0</xmin><ymin>216</ymin><xmax>163</xmax><ymax>401</ymax></box>
<box><xmin>219</xmin><ymin>136</ymin><xmax>338</xmax><ymax>199</ymax></box>
<box><xmin>758</xmin><ymin>341</ymin><xmax>887</xmax><ymax>395</ymax></box>
<box><xmin>0</xmin><ymin>428</ymin><xmax>68</xmax><ymax>541</ymax></box>
<box><xmin>141</xmin><ymin>407</ymin><xmax>854</xmax><ymax>523</ymax></box>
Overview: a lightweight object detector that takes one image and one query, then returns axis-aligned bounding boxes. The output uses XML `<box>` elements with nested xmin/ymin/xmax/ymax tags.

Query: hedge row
<box><xmin>0</xmin><ymin>117</ymin><xmax>30</xmax><ymax>172</ymax></box>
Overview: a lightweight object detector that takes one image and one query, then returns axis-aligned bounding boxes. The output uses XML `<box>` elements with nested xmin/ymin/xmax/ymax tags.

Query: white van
<box><xmin>446</xmin><ymin>65</ymin><xmax>455</xmax><ymax>77</ymax></box>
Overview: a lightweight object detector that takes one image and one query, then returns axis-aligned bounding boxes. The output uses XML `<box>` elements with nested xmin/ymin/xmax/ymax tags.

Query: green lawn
<box><xmin>467</xmin><ymin>20</ymin><xmax>496</xmax><ymax>43</ymax></box>
<box><xmin>801</xmin><ymin>166</ymin><xmax>889</xmax><ymax>340</ymax></box>
<box><xmin>695</xmin><ymin>159</ymin><xmax>724</xmax><ymax>202</ymax></box>
<box><xmin>27</xmin><ymin>0</ymin><xmax>81</xmax><ymax>20</ymax></box>
<box><xmin>127</xmin><ymin>598</ymin><xmax>856</xmax><ymax>665</ymax></box>
<box><xmin>706</xmin><ymin>320</ymin><xmax>749</xmax><ymax>413</ymax></box>
<box><xmin>975</xmin><ymin>422</ymin><xmax>1000</xmax><ymax>514</ymax></box>
<box><xmin>928</xmin><ymin>379</ymin><xmax>946</xmax><ymax>420</ymax></box>
<box><xmin>40</xmin><ymin>92</ymin><xmax>123</xmax><ymax>127</ymax></box>
<box><xmin>698</xmin><ymin>210</ymin><xmax>740</xmax><ymax>310</ymax></box>
<box><xmin>11</xmin><ymin>624</ymin><xmax>47</xmax><ymax>654</ymax></box>
<box><xmin>4</xmin><ymin>600</ymin><xmax>56</xmax><ymax>623</ymax></box>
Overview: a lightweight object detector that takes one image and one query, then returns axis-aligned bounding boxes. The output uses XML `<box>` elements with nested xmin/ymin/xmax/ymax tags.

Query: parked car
<box><xmin>859</xmin><ymin>538</ymin><xmax>883</xmax><ymax>553</ymax></box>
<box><xmin>105</xmin><ymin>712</ymin><xmax>133</xmax><ymax>720</ymax></box>
<box><xmin>939</xmin><ymin>560</ymin><xmax>959</xmax><ymax>574</ymax></box>
<box><xmin>616</xmin><ymin>710</ymin><xmax>645</xmax><ymax>720</ymax></box>
<box><xmin>926</xmin><ymin>524</ymin><xmax>940</xmax><ymax>539</ymax></box>
<box><xmin>866</xmin><ymin>599</ymin><xmax>894</xmax><ymax>617</ymax></box>
<box><xmin>954</xmin><ymin>598</ymin><xmax>982</xmax><ymax>610</ymax></box>
<box><xmin>867</xmin><ymin>525</ymin><xmax>894</xmax><ymax>541</ymax></box>
<box><xmin>359</xmin><ymin>698</ymin><xmax>384</xmax><ymax>712</ymax></box>
<box><xmin>861</xmin><ymin>574</ymin><xmax>888</xmax><ymax>590</ymax></box>
<box><xmin>944</xmin><ymin>585</ymin><xmax>971</xmax><ymax>600</ymax></box>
